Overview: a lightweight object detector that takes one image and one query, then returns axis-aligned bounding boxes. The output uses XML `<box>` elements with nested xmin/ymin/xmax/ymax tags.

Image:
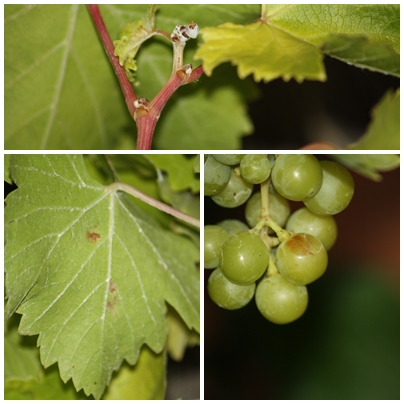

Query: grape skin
<box><xmin>240</xmin><ymin>154</ymin><xmax>271</xmax><ymax>184</ymax></box>
<box><xmin>204</xmin><ymin>225</ymin><xmax>229</xmax><ymax>269</ymax></box>
<box><xmin>204</xmin><ymin>155</ymin><xmax>231</xmax><ymax>196</ymax></box>
<box><xmin>244</xmin><ymin>189</ymin><xmax>290</xmax><ymax>230</ymax></box>
<box><xmin>211</xmin><ymin>154</ymin><xmax>246</xmax><ymax>165</ymax></box>
<box><xmin>272</xmin><ymin>154</ymin><xmax>323</xmax><ymax>201</ymax></box>
<box><xmin>255</xmin><ymin>274</ymin><xmax>308</xmax><ymax>324</ymax></box>
<box><xmin>275</xmin><ymin>233</ymin><xmax>328</xmax><ymax>285</ymax></box>
<box><xmin>285</xmin><ymin>207</ymin><xmax>337</xmax><ymax>251</ymax></box>
<box><xmin>219</xmin><ymin>232</ymin><xmax>269</xmax><ymax>285</ymax></box>
<box><xmin>208</xmin><ymin>268</ymin><xmax>255</xmax><ymax>310</ymax></box>
<box><xmin>216</xmin><ymin>219</ymin><xmax>249</xmax><ymax>236</ymax></box>
<box><xmin>211</xmin><ymin>168</ymin><xmax>253</xmax><ymax>208</ymax></box>
<box><xmin>304</xmin><ymin>160</ymin><xmax>354</xmax><ymax>215</ymax></box>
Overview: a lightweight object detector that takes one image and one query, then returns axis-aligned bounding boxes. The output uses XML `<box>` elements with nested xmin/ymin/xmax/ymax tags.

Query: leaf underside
<box><xmin>4</xmin><ymin>154</ymin><xmax>199</xmax><ymax>399</ymax></box>
<box><xmin>348</xmin><ymin>89</ymin><xmax>400</xmax><ymax>151</ymax></box>
<box><xmin>333</xmin><ymin>154</ymin><xmax>400</xmax><ymax>181</ymax></box>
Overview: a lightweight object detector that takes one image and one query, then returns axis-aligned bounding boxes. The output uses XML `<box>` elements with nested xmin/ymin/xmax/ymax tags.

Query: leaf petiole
<box><xmin>108</xmin><ymin>182</ymin><xmax>200</xmax><ymax>228</ymax></box>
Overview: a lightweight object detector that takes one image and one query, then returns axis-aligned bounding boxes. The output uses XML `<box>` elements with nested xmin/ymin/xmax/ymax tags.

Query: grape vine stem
<box><xmin>135</xmin><ymin>65</ymin><xmax>204</xmax><ymax>150</ymax></box>
<box><xmin>87</xmin><ymin>4</ymin><xmax>137</xmax><ymax>117</ymax></box>
<box><xmin>87</xmin><ymin>4</ymin><xmax>204</xmax><ymax>150</ymax></box>
<box><xmin>109</xmin><ymin>182</ymin><xmax>200</xmax><ymax>228</ymax></box>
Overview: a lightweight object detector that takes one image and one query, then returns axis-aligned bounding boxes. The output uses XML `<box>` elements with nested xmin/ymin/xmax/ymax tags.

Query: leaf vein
<box><xmin>41</xmin><ymin>4</ymin><xmax>79</xmax><ymax>148</ymax></box>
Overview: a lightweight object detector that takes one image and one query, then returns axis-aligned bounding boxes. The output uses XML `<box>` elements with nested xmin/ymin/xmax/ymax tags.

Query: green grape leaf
<box><xmin>195</xmin><ymin>20</ymin><xmax>326</xmax><ymax>83</ymax></box>
<box><xmin>145</xmin><ymin>154</ymin><xmax>200</xmax><ymax>193</ymax></box>
<box><xmin>262</xmin><ymin>4</ymin><xmax>399</xmax><ymax>54</ymax></box>
<box><xmin>347</xmin><ymin>89</ymin><xmax>400</xmax><ymax>150</ymax></box>
<box><xmin>196</xmin><ymin>4</ymin><xmax>399</xmax><ymax>82</ymax></box>
<box><xmin>113</xmin><ymin>5</ymin><xmax>158</xmax><ymax>83</ymax></box>
<box><xmin>5</xmin><ymin>5</ymin><xmax>135</xmax><ymax>150</ymax></box>
<box><xmin>85</xmin><ymin>154</ymin><xmax>172</xmax><ymax>228</ymax></box>
<box><xmin>103</xmin><ymin>346</ymin><xmax>166</xmax><ymax>400</ymax></box>
<box><xmin>332</xmin><ymin>154</ymin><xmax>400</xmax><ymax>181</ymax></box>
<box><xmin>154</xmin><ymin>75</ymin><xmax>255</xmax><ymax>149</ymax></box>
<box><xmin>148</xmin><ymin>4</ymin><xmax>260</xmax><ymax>33</ymax></box>
<box><xmin>156</xmin><ymin>173</ymin><xmax>200</xmax><ymax>220</ymax></box>
<box><xmin>5</xmin><ymin>319</ymin><xmax>42</xmax><ymax>382</ymax></box>
<box><xmin>167</xmin><ymin>306</ymin><xmax>200</xmax><ymax>362</ymax></box>
<box><xmin>5</xmin><ymin>319</ymin><xmax>88</xmax><ymax>399</ymax></box>
<box><xmin>5</xmin><ymin>154</ymin><xmax>12</xmax><ymax>183</ymax></box>
<box><xmin>193</xmin><ymin>155</ymin><xmax>200</xmax><ymax>173</ymax></box>
<box><xmin>4</xmin><ymin>369</ymin><xmax>81</xmax><ymax>400</ymax></box>
<box><xmin>322</xmin><ymin>34</ymin><xmax>399</xmax><ymax>77</ymax></box>
<box><xmin>4</xmin><ymin>155</ymin><xmax>199</xmax><ymax>399</ymax></box>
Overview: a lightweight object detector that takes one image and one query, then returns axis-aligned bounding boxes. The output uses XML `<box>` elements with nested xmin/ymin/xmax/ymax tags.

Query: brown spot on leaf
<box><xmin>106</xmin><ymin>279</ymin><xmax>117</xmax><ymax>314</ymax></box>
<box><xmin>109</xmin><ymin>279</ymin><xmax>116</xmax><ymax>294</ymax></box>
<box><xmin>87</xmin><ymin>232</ymin><xmax>100</xmax><ymax>242</ymax></box>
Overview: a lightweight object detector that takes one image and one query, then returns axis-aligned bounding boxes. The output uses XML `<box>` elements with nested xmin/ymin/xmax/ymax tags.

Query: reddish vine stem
<box><xmin>88</xmin><ymin>5</ymin><xmax>204</xmax><ymax>149</ymax></box>
<box><xmin>136</xmin><ymin>65</ymin><xmax>204</xmax><ymax>149</ymax></box>
<box><xmin>87</xmin><ymin>4</ymin><xmax>137</xmax><ymax>117</ymax></box>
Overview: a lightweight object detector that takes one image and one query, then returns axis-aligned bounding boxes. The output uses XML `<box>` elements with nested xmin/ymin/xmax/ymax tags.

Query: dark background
<box><xmin>243</xmin><ymin>55</ymin><xmax>399</xmax><ymax>149</ymax></box>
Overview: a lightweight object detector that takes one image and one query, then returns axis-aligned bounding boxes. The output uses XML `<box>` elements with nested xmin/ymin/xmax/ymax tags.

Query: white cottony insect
<box><xmin>171</xmin><ymin>21</ymin><xmax>199</xmax><ymax>44</ymax></box>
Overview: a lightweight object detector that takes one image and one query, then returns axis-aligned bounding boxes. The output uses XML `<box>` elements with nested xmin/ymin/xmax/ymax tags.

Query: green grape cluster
<box><xmin>204</xmin><ymin>154</ymin><xmax>354</xmax><ymax>324</ymax></box>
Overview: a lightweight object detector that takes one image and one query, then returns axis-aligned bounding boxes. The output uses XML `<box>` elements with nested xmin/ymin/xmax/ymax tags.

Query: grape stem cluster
<box><xmin>254</xmin><ymin>177</ymin><xmax>291</xmax><ymax>243</ymax></box>
<box><xmin>87</xmin><ymin>5</ymin><xmax>203</xmax><ymax>150</ymax></box>
<box><xmin>250</xmin><ymin>173</ymin><xmax>292</xmax><ymax>280</ymax></box>
<box><xmin>204</xmin><ymin>154</ymin><xmax>354</xmax><ymax>324</ymax></box>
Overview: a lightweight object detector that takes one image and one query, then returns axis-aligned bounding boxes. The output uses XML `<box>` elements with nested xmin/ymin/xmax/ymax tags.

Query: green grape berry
<box><xmin>208</xmin><ymin>268</ymin><xmax>255</xmax><ymax>310</ymax></box>
<box><xmin>255</xmin><ymin>274</ymin><xmax>308</xmax><ymax>324</ymax></box>
<box><xmin>204</xmin><ymin>225</ymin><xmax>229</xmax><ymax>269</ymax></box>
<box><xmin>211</xmin><ymin>168</ymin><xmax>253</xmax><ymax>208</ymax></box>
<box><xmin>220</xmin><ymin>232</ymin><xmax>269</xmax><ymax>285</ymax></box>
<box><xmin>276</xmin><ymin>233</ymin><xmax>328</xmax><ymax>285</ymax></box>
<box><xmin>304</xmin><ymin>160</ymin><xmax>354</xmax><ymax>215</ymax></box>
<box><xmin>286</xmin><ymin>207</ymin><xmax>337</xmax><ymax>251</ymax></box>
<box><xmin>204</xmin><ymin>155</ymin><xmax>231</xmax><ymax>196</ymax></box>
<box><xmin>205</xmin><ymin>153</ymin><xmax>356</xmax><ymax>324</ymax></box>
<box><xmin>272</xmin><ymin>154</ymin><xmax>323</xmax><ymax>201</ymax></box>
<box><xmin>240</xmin><ymin>154</ymin><xmax>271</xmax><ymax>184</ymax></box>
<box><xmin>216</xmin><ymin>219</ymin><xmax>249</xmax><ymax>236</ymax></box>
<box><xmin>244</xmin><ymin>188</ymin><xmax>290</xmax><ymax>230</ymax></box>
<box><xmin>211</xmin><ymin>154</ymin><xmax>246</xmax><ymax>166</ymax></box>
